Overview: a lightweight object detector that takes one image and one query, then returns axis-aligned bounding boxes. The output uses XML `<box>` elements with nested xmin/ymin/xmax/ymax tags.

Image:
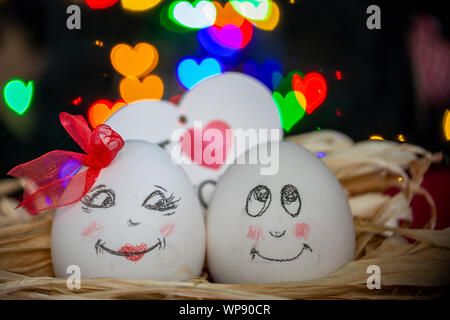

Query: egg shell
<box><xmin>105</xmin><ymin>100</ymin><xmax>181</xmax><ymax>149</ymax></box>
<box><xmin>177</xmin><ymin>72</ymin><xmax>283</xmax><ymax>205</ymax></box>
<box><xmin>206</xmin><ymin>141</ymin><xmax>355</xmax><ymax>283</ymax></box>
<box><xmin>51</xmin><ymin>140</ymin><xmax>205</xmax><ymax>281</ymax></box>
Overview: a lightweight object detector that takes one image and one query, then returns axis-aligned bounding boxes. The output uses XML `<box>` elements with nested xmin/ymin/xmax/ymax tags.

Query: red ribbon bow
<box><xmin>8</xmin><ymin>112</ymin><xmax>124</xmax><ymax>215</ymax></box>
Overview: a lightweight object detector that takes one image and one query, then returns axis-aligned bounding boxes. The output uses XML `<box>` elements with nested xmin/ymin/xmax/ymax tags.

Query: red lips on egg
<box><xmin>118</xmin><ymin>243</ymin><xmax>147</xmax><ymax>262</ymax></box>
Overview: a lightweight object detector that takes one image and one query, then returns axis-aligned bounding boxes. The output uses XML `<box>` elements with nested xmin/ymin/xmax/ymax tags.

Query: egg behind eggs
<box><xmin>206</xmin><ymin>141</ymin><xmax>355</xmax><ymax>283</ymax></box>
<box><xmin>51</xmin><ymin>140</ymin><xmax>205</xmax><ymax>281</ymax></box>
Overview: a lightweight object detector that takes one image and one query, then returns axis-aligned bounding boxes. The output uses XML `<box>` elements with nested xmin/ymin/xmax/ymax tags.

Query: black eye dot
<box><xmin>281</xmin><ymin>184</ymin><xmax>298</xmax><ymax>202</ymax></box>
<box><xmin>102</xmin><ymin>196</ymin><xmax>113</xmax><ymax>206</ymax></box>
<box><xmin>179</xmin><ymin>115</ymin><xmax>187</xmax><ymax>124</ymax></box>
<box><xmin>254</xmin><ymin>186</ymin><xmax>270</xmax><ymax>202</ymax></box>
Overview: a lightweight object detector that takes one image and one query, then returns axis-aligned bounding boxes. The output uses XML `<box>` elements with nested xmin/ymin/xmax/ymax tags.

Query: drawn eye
<box><xmin>81</xmin><ymin>186</ymin><xmax>115</xmax><ymax>210</ymax></box>
<box><xmin>246</xmin><ymin>185</ymin><xmax>272</xmax><ymax>217</ymax></box>
<box><xmin>281</xmin><ymin>184</ymin><xmax>301</xmax><ymax>217</ymax></box>
<box><xmin>142</xmin><ymin>190</ymin><xmax>180</xmax><ymax>215</ymax></box>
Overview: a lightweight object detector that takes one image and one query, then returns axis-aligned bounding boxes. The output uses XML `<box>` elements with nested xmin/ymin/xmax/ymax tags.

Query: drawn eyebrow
<box><xmin>154</xmin><ymin>185</ymin><xmax>167</xmax><ymax>192</ymax></box>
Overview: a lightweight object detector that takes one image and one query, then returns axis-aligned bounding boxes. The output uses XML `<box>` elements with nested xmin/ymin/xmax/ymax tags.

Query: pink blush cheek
<box><xmin>293</xmin><ymin>223</ymin><xmax>310</xmax><ymax>240</ymax></box>
<box><xmin>81</xmin><ymin>221</ymin><xmax>104</xmax><ymax>239</ymax></box>
<box><xmin>160</xmin><ymin>223</ymin><xmax>175</xmax><ymax>238</ymax></box>
<box><xmin>246</xmin><ymin>225</ymin><xmax>265</xmax><ymax>246</ymax></box>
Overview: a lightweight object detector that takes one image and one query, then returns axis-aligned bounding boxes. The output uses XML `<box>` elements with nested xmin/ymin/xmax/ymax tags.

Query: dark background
<box><xmin>0</xmin><ymin>0</ymin><xmax>448</xmax><ymax>177</ymax></box>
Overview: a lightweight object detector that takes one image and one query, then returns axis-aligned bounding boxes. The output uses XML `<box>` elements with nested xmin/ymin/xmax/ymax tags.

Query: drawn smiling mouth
<box><xmin>95</xmin><ymin>238</ymin><xmax>166</xmax><ymax>262</ymax></box>
<box><xmin>269</xmin><ymin>230</ymin><xmax>286</xmax><ymax>238</ymax></box>
<box><xmin>250</xmin><ymin>243</ymin><xmax>313</xmax><ymax>262</ymax></box>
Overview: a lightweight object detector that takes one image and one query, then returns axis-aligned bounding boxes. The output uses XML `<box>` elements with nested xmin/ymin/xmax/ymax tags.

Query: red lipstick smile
<box><xmin>118</xmin><ymin>243</ymin><xmax>148</xmax><ymax>262</ymax></box>
<box><xmin>95</xmin><ymin>238</ymin><xmax>163</xmax><ymax>262</ymax></box>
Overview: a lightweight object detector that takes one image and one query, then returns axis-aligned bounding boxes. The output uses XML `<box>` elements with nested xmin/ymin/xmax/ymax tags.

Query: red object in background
<box><xmin>410</xmin><ymin>165</ymin><xmax>450</xmax><ymax>230</ymax></box>
<box><xmin>71</xmin><ymin>96</ymin><xmax>82</xmax><ymax>106</ymax></box>
<box><xmin>85</xmin><ymin>0</ymin><xmax>119</xmax><ymax>10</ymax></box>
<box><xmin>336</xmin><ymin>70</ymin><xmax>342</xmax><ymax>80</ymax></box>
<box><xmin>386</xmin><ymin>165</ymin><xmax>450</xmax><ymax>230</ymax></box>
<box><xmin>408</xmin><ymin>15</ymin><xmax>450</xmax><ymax>106</ymax></box>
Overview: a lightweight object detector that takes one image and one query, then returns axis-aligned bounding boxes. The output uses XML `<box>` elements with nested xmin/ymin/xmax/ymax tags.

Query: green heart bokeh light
<box><xmin>2</xmin><ymin>79</ymin><xmax>34</xmax><ymax>115</ymax></box>
<box><xmin>273</xmin><ymin>91</ymin><xmax>306</xmax><ymax>132</ymax></box>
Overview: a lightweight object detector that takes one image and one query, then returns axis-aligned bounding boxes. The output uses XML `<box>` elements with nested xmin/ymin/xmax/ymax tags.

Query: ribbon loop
<box><xmin>84</xmin><ymin>124</ymin><xmax>124</xmax><ymax>169</ymax></box>
<box><xmin>8</xmin><ymin>112</ymin><xmax>124</xmax><ymax>215</ymax></box>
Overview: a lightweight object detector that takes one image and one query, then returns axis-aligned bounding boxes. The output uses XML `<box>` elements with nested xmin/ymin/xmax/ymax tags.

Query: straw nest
<box><xmin>0</xmin><ymin>130</ymin><xmax>449</xmax><ymax>300</ymax></box>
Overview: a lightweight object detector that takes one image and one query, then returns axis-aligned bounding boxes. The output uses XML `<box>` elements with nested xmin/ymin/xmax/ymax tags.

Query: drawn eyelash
<box><xmin>142</xmin><ymin>190</ymin><xmax>181</xmax><ymax>213</ymax></box>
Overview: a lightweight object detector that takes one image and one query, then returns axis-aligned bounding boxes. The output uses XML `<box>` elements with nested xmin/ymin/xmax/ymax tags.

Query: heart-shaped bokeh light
<box><xmin>170</xmin><ymin>0</ymin><xmax>217</xmax><ymax>29</ymax></box>
<box><xmin>249</xmin><ymin>1</ymin><xmax>279</xmax><ymax>30</ymax></box>
<box><xmin>110</xmin><ymin>42</ymin><xmax>159</xmax><ymax>78</ymax></box>
<box><xmin>273</xmin><ymin>91</ymin><xmax>306</xmax><ymax>132</ymax></box>
<box><xmin>85</xmin><ymin>0</ymin><xmax>119</xmax><ymax>9</ymax></box>
<box><xmin>177</xmin><ymin>57</ymin><xmax>223</xmax><ymax>89</ymax></box>
<box><xmin>3</xmin><ymin>79</ymin><xmax>34</xmax><ymax>115</ymax></box>
<box><xmin>119</xmin><ymin>75</ymin><xmax>164</xmax><ymax>103</ymax></box>
<box><xmin>292</xmin><ymin>72</ymin><xmax>327</xmax><ymax>114</ymax></box>
<box><xmin>121</xmin><ymin>0</ymin><xmax>161</xmax><ymax>11</ymax></box>
<box><xmin>230</xmin><ymin>0</ymin><xmax>271</xmax><ymax>21</ymax></box>
<box><xmin>88</xmin><ymin>99</ymin><xmax>126</xmax><ymax>128</ymax></box>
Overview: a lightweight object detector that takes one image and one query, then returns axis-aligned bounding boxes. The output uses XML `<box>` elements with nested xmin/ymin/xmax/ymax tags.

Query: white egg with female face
<box><xmin>51</xmin><ymin>140</ymin><xmax>205</xmax><ymax>281</ymax></box>
<box><xmin>206</xmin><ymin>141</ymin><xmax>355</xmax><ymax>283</ymax></box>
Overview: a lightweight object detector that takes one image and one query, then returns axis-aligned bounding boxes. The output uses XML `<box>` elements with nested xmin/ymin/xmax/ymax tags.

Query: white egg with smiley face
<box><xmin>206</xmin><ymin>141</ymin><xmax>355</xmax><ymax>283</ymax></box>
<box><xmin>51</xmin><ymin>140</ymin><xmax>205</xmax><ymax>281</ymax></box>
